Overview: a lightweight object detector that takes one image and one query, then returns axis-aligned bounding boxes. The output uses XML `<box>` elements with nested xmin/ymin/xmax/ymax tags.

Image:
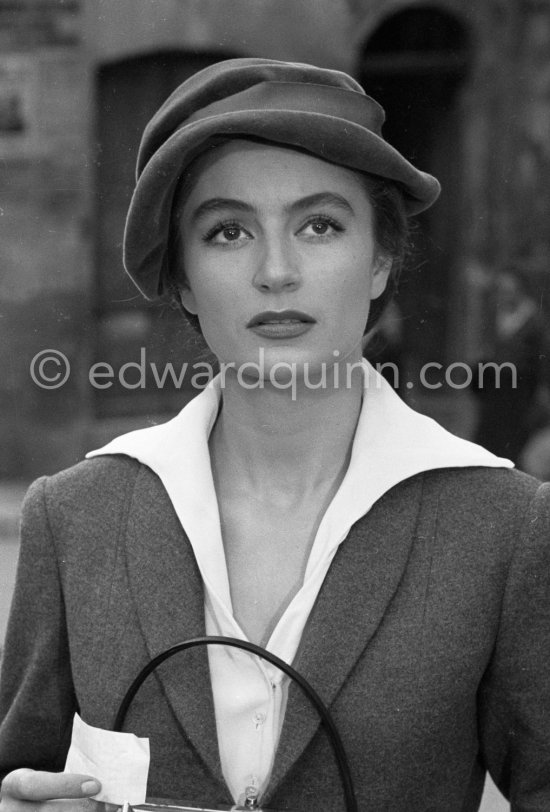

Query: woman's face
<box><xmin>178</xmin><ymin>140</ymin><xmax>391</xmax><ymax>379</ymax></box>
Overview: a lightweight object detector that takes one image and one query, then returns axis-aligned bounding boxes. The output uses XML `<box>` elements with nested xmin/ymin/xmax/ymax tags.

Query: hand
<box><xmin>0</xmin><ymin>769</ymin><xmax>104</xmax><ymax>812</ymax></box>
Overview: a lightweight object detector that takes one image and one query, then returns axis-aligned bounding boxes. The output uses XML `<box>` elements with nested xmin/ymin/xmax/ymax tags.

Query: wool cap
<box><xmin>123</xmin><ymin>57</ymin><xmax>441</xmax><ymax>300</ymax></box>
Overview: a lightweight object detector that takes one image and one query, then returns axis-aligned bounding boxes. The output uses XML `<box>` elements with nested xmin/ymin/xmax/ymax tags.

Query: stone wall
<box><xmin>350</xmin><ymin>0</ymin><xmax>550</xmax><ymax>361</ymax></box>
<box><xmin>516</xmin><ymin>3</ymin><xmax>550</xmax><ymax>277</ymax></box>
<box><xmin>460</xmin><ymin>0</ymin><xmax>550</xmax><ymax>357</ymax></box>
<box><xmin>84</xmin><ymin>0</ymin><xmax>354</xmax><ymax>70</ymax></box>
<box><xmin>0</xmin><ymin>0</ymin><xmax>81</xmax><ymax>49</ymax></box>
<box><xmin>2</xmin><ymin>0</ymin><xmax>550</xmax><ymax>478</ymax></box>
<box><xmin>0</xmin><ymin>2</ymin><xmax>92</xmax><ymax>477</ymax></box>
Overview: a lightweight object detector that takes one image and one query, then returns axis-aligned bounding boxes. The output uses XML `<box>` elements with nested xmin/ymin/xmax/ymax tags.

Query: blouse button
<box><xmin>253</xmin><ymin>711</ymin><xmax>266</xmax><ymax>728</ymax></box>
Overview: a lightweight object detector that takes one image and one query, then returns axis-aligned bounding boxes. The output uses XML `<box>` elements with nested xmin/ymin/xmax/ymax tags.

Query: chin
<box><xmin>211</xmin><ymin>337</ymin><xmax>364</xmax><ymax>390</ymax></box>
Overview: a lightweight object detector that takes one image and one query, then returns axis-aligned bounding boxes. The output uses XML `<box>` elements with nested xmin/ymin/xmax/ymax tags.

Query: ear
<box><xmin>179</xmin><ymin>283</ymin><xmax>198</xmax><ymax>315</ymax></box>
<box><xmin>370</xmin><ymin>255</ymin><xmax>392</xmax><ymax>300</ymax></box>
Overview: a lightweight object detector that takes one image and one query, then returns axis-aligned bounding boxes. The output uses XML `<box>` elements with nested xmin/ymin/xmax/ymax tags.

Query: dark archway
<box><xmin>359</xmin><ymin>6</ymin><xmax>471</xmax><ymax>379</ymax></box>
<box><xmin>94</xmin><ymin>51</ymin><xmax>235</xmax><ymax>419</ymax></box>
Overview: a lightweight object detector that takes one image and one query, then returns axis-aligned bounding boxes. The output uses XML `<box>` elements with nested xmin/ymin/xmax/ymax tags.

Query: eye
<box><xmin>298</xmin><ymin>215</ymin><xmax>344</xmax><ymax>240</ymax></box>
<box><xmin>203</xmin><ymin>221</ymin><xmax>252</xmax><ymax>246</ymax></box>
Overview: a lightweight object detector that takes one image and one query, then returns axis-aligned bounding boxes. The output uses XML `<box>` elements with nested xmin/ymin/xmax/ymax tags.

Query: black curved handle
<box><xmin>113</xmin><ymin>635</ymin><xmax>357</xmax><ymax>812</ymax></box>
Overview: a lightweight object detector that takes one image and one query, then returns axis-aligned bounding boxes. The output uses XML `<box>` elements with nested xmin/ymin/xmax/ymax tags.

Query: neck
<box><xmin>209</xmin><ymin>358</ymin><xmax>365</xmax><ymax>503</ymax></box>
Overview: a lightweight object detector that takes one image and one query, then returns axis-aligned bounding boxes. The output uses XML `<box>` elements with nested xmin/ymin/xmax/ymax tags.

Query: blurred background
<box><xmin>2</xmin><ymin>2</ymin><xmax>550</xmax><ymax>809</ymax></box>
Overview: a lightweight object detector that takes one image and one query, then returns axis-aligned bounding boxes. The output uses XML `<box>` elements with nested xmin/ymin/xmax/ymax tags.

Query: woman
<box><xmin>0</xmin><ymin>58</ymin><xmax>549</xmax><ymax>812</ymax></box>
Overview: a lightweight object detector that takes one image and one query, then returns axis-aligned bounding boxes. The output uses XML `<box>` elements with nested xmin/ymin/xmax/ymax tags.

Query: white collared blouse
<box><xmin>88</xmin><ymin>360</ymin><xmax>512</xmax><ymax>805</ymax></box>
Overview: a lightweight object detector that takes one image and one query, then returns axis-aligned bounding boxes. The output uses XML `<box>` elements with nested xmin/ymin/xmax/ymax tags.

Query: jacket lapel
<box><xmin>123</xmin><ymin>465</ymin><xmax>225</xmax><ymax>788</ymax></box>
<box><xmin>123</xmin><ymin>464</ymin><xmax>429</xmax><ymax>800</ymax></box>
<box><xmin>267</xmin><ymin>474</ymin><xmax>427</xmax><ymax>799</ymax></box>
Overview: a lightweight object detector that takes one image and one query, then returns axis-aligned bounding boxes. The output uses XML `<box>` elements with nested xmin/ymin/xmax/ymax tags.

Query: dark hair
<box><xmin>163</xmin><ymin>145</ymin><xmax>411</xmax><ymax>336</ymax></box>
<box><xmin>357</xmin><ymin>173</ymin><xmax>410</xmax><ymax>332</ymax></box>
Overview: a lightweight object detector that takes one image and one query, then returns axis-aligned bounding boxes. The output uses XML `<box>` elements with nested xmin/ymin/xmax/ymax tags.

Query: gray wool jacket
<box><xmin>0</xmin><ymin>457</ymin><xmax>549</xmax><ymax>811</ymax></box>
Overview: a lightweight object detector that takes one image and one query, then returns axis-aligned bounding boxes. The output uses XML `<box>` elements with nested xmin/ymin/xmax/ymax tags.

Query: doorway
<box><xmin>94</xmin><ymin>51</ymin><xmax>234</xmax><ymax>418</ymax></box>
<box><xmin>359</xmin><ymin>6</ymin><xmax>471</xmax><ymax>380</ymax></box>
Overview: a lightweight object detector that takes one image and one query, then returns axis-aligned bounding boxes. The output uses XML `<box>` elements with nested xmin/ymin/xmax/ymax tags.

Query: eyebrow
<box><xmin>189</xmin><ymin>192</ymin><xmax>355</xmax><ymax>223</ymax></box>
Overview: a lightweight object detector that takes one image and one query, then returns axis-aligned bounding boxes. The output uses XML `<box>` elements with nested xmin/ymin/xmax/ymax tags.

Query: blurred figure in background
<box><xmin>472</xmin><ymin>268</ymin><xmax>544</xmax><ymax>464</ymax></box>
<box><xmin>520</xmin><ymin>424</ymin><xmax>550</xmax><ymax>481</ymax></box>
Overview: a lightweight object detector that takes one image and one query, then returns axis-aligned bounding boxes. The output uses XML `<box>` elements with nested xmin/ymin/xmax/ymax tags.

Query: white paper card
<box><xmin>64</xmin><ymin>712</ymin><xmax>150</xmax><ymax>805</ymax></box>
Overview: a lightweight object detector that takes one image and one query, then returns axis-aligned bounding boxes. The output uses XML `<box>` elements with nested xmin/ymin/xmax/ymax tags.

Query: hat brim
<box><xmin>124</xmin><ymin>108</ymin><xmax>441</xmax><ymax>300</ymax></box>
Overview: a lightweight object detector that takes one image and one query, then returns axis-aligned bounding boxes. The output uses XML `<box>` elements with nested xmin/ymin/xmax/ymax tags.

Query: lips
<box><xmin>246</xmin><ymin>310</ymin><xmax>315</xmax><ymax>328</ymax></box>
<box><xmin>246</xmin><ymin>310</ymin><xmax>316</xmax><ymax>339</ymax></box>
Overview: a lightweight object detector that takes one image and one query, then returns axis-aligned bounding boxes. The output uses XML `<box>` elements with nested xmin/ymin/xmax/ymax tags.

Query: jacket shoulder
<box><xmin>419</xmin><ymin>466</ymin><xmax>549</xmax><ymax>558</ymax></box>
<box><xmin>21</xmin><ymin>455</ymin><xmax>154</xmax><ymax>539</ymax></box>
<box><xmin>423</xmin><ymin>465</ymin><xmax>541</xmax><ymax>509</ymax></box>
<box><xmin>45</xmin><ymin>454</ymin><xmax>143</xmax><ymax>503</ymax></box>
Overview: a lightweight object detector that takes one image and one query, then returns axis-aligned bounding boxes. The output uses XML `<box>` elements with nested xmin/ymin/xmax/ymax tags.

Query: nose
<box><xmin>252</xmin><ymin>234</ymin><xmax>301</xmax><ymax>294</ymax></box>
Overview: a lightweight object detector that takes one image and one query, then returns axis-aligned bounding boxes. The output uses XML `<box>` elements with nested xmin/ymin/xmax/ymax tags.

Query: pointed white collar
<box><xmin>87</xmin><ymin>358</ymin><xmax>512</xmax><ymax>607</ymax></box>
